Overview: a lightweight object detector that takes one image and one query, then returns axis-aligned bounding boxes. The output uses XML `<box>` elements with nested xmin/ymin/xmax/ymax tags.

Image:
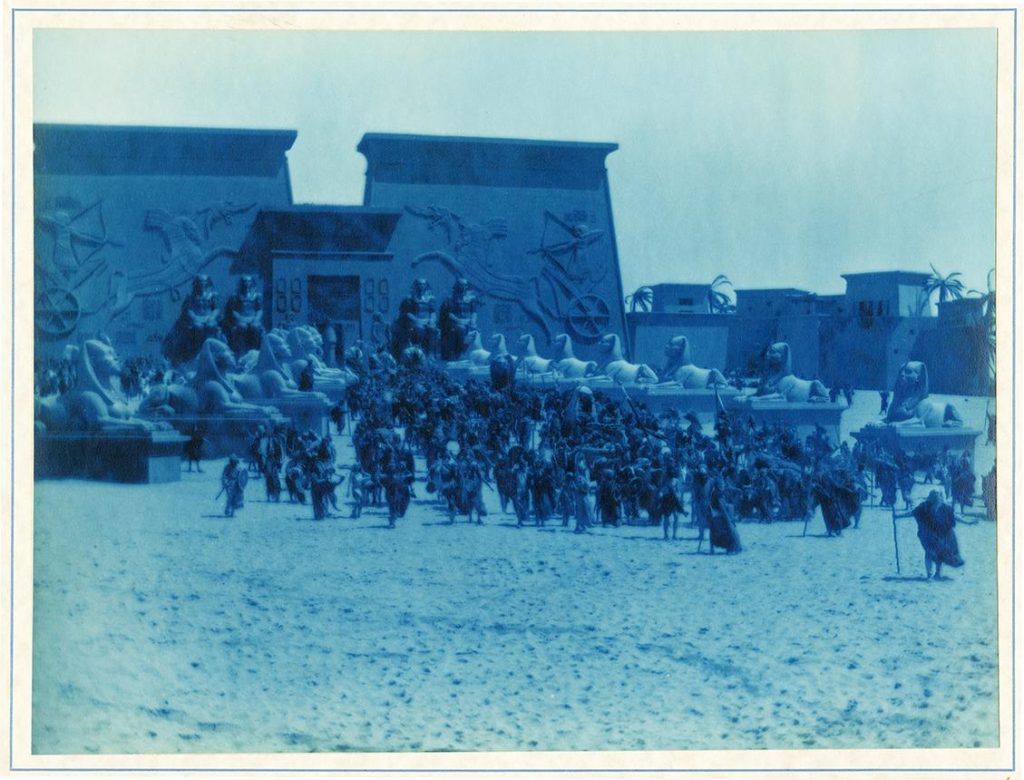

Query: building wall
<box><xmin>34</xmin><ymin>125</ymin><xmax>295</xmax><ymax>359</ymax></box>
<box><xmin>359</xmin><ymin>134</ymin><xmax>629</xmax><ymax>363</ymax></box>
<box><xmin>626</xmin><ymin>313</ymin><xmax>731</xmax><ymax>371</ymax></box>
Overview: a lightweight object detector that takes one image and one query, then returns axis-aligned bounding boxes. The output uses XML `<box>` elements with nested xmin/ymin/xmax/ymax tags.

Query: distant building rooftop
<box><xmin>841</xmin><ymin>270</ymin><xmax>932</xmax><ymax>283</ymax></box>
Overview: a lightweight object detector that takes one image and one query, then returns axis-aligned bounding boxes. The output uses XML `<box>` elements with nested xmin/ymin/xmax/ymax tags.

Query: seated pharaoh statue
<box><xmin>283</xmin><ymin>326</ymin><xmax>358</xmax><ymax>394</ymax></box>
<box><xmin>880</xmin><ymin>360</ymin><xmax>963</xmax><ymax>428</ymax></box>
<box><xmin>162</xmin><ymin>275</ymin><xmax>225</xmax><ymax>366</ymax></box>
<box><xmin>754</xmin><ymin>342</ymin><xmax>830</xmax><ymax>403</ymax></box>
<box><xmin>221</xmin><ymin>274</ymin><xmax>265</xmax><ymax>355</ymax></box>
<box><xmin>660</xmin><ymin>336</ymin><xmax>729</xmax><ymax>389</ymax></box>
<box><xmin>191</xmin><ymin>338</ymin><xmax>279</xmax><ymax>417</ymax></box>
<box><xmin>36</xmin><ymin>340</ymin><xmax>168</xmax><ymax>433</ymax></box>
<box><xmin>391</xmin><ymin>279</ymin><xmax>440</xmax><ymax>358</ymax></box>
<box><xmin>438</xmin><ymin>277</ymin><xmax>481</xmax><ymax>361</ymax></box>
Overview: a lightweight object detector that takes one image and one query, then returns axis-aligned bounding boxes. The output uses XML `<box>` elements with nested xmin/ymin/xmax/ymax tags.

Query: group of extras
<box><xmin>208</xmin><ymin>354</ymin><xmax>991</xmax><ymax>578</ymax></box>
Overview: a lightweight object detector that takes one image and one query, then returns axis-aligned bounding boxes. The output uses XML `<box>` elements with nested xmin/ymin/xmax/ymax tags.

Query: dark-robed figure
<box><xmin>811</xmin><ymin>466</ymin><xmax>859</xmax><ymax>537</ymax></box>
<box><xmin>897</xmin><ymin>490</ymin><xmax>965</xmax><ymax>579</ymax></box>
<box><xmin>703</xmin><ymin>474</ymin><xmax>742</xmax><ymax>554</ymax></box>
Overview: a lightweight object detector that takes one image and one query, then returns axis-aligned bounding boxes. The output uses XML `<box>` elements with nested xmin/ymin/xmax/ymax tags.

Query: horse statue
<box><xmin>596</xmin><ymin>333</ymin><xmax>658</xmax><ymax>384</ymax></box>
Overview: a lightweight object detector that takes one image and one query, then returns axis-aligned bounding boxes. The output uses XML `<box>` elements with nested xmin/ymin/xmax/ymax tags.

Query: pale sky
<box><xmin>33</xmin><ymin>27</ymin><xmax>997</xmax><ymax>298</ymax></box>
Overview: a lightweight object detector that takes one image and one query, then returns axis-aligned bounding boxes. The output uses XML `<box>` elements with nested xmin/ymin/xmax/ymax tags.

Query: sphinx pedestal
<box><xmin>35</xmin><ymin>429</ymin><xmax>189</xmax><ymax>483</ymax></box>
<box><xmin>247</xmin><ymin>396</ymin><xmax>329</xmax><ymax>436</ymax></box>
<box><xmin>633</xmin><ymin>386</ymin><xmax>740</xmax><ymax>423</ymax></box>
<box><xmin>163</xmin><ymin>412</ymin><xmax>288</xmax><ymax>460</ymax></box>
<box><xmin>850</xmin><ymin>426</ymin><xmax>982</xmax><ymax>462</ymax></box>
<box><xmin>726</xmin><ymin>396</ymin><xmax>846</xmax><ymax>442</ymax></box>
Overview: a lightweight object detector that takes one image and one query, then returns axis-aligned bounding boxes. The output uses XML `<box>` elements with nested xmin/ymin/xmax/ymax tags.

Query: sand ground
<box><xmin>31</xmin><ymin>391</ymin><xmax>999</xmax><ymax>754</ymax></box>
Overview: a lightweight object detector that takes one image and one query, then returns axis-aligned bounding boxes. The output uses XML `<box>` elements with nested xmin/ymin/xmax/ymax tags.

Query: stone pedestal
<box><xmin>35</xmin><ymin>429</ymin><xmax>189</xmax><ymax>483</ymax></box>
<box><xmin>163</xmin><ymin>412</ymin><xmax>288</xmax><ymax>459</ymax></box>
<box><xmin>851</xmin><ymin>425</ymin><xmax>982</xmax><ymax>462</ymax></box>
<box><xmin>442</xmin><ymin>362</ymin><xmax>492</xmax><ymax>384</ymax></box>
<box><xmin>247</xmin><ymin>396</ymin><xmax>328</xmax><ymax>436</ymax></box>
<box><xmin>726</xmin><ymin>396</ymin><xmax>846</xmax><ymax>442</ymax></box>
<box><xmin>633</xmin><ymin>386</ymin><xmax>740</xmax><ymax>423</ymax></box>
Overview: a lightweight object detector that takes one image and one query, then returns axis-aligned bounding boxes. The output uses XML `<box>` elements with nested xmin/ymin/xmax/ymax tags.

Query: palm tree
<box><xmin>967</xmin><ymin>267</ymin><xmax>995</xmax><ymax>320</ymax></box>
<box><xmin>921</xmin><ymin>264</ymin><xmax>966</xmax><ymax>309</ymax></box>
<box><xmin>968</xmin><ymin>268</ymin><xmax>996</xmax><ymax>388</ymax></box>
<box><xmin>707</xmin><ymin>274</ymin><xmax>736</xmax><ymax>315</ymax></box>
<box><xmin>625</xmin><ymin>286</ymin><xmax>654</xmax><ymax>313</ymax></box>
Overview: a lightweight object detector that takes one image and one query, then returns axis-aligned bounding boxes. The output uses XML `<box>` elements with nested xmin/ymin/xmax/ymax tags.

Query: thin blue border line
<box><xmin>6</xmin><ymin>5</ymin><xmax>1022</xmax><ymax>10</ymax></box>
<box><xmin>8</xmin><ymin>6</ymin><xmax>1015</xmax><ymax>773</ymax></box>
<box><xmin>1011</xmin><ymin>5</ymin><xmax>1018</xmax><ymax>773</ymax></box>
<box><xmin>3</xmin><ymin>768</ymin><xmax>1019</xmax><ymax>774</ymax></box>
<box><xmin>9</xmin><ymin>7</ymin><xmax>15</xmax><ymax>774</ymax></box>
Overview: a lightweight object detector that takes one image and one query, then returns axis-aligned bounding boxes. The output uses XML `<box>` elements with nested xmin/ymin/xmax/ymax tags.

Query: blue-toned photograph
<box><xmin>29</xmin><ymin>25</ymin><xmax>1000</xmax><ymax>756</ymax></box>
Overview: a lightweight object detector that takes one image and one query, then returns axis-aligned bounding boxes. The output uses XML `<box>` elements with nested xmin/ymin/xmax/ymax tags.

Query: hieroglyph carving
<box><xmin>407</xmin><ymin>206</ymin><xmax>613</xmax><ymax>345</ymax></box>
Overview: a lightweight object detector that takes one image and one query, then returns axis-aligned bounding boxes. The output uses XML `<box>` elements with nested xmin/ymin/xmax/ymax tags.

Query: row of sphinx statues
<box><xmin>35</xmin><ymin>325</ymin><xmax>356</xmax><ymax>434</ymax></box>
<box><xmin>35</xmin><ymin>267</ymin><xmax>962</xmax><ymax>434</ymax></box>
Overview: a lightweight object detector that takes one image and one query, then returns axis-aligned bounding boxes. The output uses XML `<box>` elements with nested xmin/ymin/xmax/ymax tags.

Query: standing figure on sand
<box><xmin>894</xmin><ymin>490</ymin><xmax>965</xmax><ymax>580</ymax></box>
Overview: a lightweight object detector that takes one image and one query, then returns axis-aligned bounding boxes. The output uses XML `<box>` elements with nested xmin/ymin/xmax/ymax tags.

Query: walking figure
<box><xmin>220</xmin><ymin>456</ymin><xmax>248</xmax><ymax>517</ymax></box>
<box><xmin>185</xmin><ymin>426</ymin><xmax>205</xmax><ymax>473</ymax></box>
<box><xmin>894</xmin><ymin>490</ymin><xmax>965</xmax><ymax>580</ymax></box>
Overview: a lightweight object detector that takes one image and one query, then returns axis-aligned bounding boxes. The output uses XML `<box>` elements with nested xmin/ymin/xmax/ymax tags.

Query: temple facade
<box><xmin>34</xmin><ymin>124</ymin><xmax>630</xmax><ymax>364</ymax></box>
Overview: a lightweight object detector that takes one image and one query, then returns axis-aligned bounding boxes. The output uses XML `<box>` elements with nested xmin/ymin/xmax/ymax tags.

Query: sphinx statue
<box><xmin>192</xmin><ymin>338</ymin><xmax>278</xmax><ymax>417</ymax></box>
<box><xmin>36</xmin><ymin>340</ymin><xmax>168</xmax><ymax>433</ymax></box>
<box><xmin>595</xmin><ymin>333</ymin><xmax>658</xmax><ymax>384</ymax></box>
<box><xmin>660</xmin><ymin>336</ymin><xmax>728</xmax><ymax>389</ymax></box>
<box><xmin>755</xmin><ymin>342</ymin><xmax>829</xmax><ymax>402</ymax></box>
<box><xmin>283</xmin><ymin>325</ymin><xmax>358</xmax><ymax>395</ymax></box>
<box><xmin>221</xmin><ymin>274</ymin><xmax>264</xmax><ymax>355</ymax></box>
<box><xmin>391</xmin><ymin>279</ymin><xmax>440</xmax><ymax>358</ymax></box>
<box><xmin>438</xmin><ymin>277</ymin><xmax>482</xmax><ymax>361</ymax></box>
<box><xmin>231</xmin><ymin>332</ymin><xmax>329</xmax><ymax>404</ymax></box>
<box><xmin>162</xmin><ymin>274</ymin><xmax>225</xmax><ymax>366</ymax></box>
<box><xmin>516</xmin><ymin>334</ymin><xmax>557</xmax><ymax>377</ymax></box>
<box><xmin>882</xmin><ymin>361</ymin><xmax>963</xmax><ymax>428</ymax></box>
<box><xmin>465</xmin><ymin>330</ymin><xmax>491</xmax><ymax>366</ymax></box>
<box><xmin>550</xmin><ymin>333</ymin><xmax>598</xmax><ymax>379</ymax></box>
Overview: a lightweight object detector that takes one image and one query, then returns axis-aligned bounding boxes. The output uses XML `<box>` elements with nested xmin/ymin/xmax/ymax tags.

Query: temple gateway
<box><xmin>33</xmin><ymin>124</ymin><xmax>630</xmax><ymax>365</ymax></box>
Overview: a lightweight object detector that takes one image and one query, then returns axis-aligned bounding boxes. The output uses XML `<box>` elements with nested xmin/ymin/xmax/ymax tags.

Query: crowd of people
<box><xmin>209</xmin><ymin>355</ymin><xmax>990</xmax><ymax>570</ymax></box>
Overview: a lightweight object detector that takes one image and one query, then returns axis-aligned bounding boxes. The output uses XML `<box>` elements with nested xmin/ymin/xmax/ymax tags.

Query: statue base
<box><xmin>442</xmin><ymin>362</ymin><xmax>492</xmax><ymax>383</ymax></box>
<box><xmin>35</xmin><ymin>429</ymin><xmax>189</xmax><ymax>483</ymax></box>
<box><xmin>163</xmin><ymin>411</ymin><xmax>288</xmax><ymax>459</ymax></box>
<box><xmin>726</xmin><ymin>396</ymin><xmax>846</xmax><ymax>442</ymax></box>
<box><xmin>850</xmin><ymin>425</ymin><xmax>982</xmax><ymax>462</ymax></box>
<box><xmin>631</xmin><ymin>386</ymin><xmax>741</xmax><ymax>423</ymax></box>
<box><xmin>246</xmin><ymin>396</ymin><xmax>329</xmax><ymax>436</ymax></box>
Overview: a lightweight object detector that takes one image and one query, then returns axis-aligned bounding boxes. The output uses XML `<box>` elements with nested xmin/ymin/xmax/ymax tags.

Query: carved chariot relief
<box><xmin>35</xmin><ymin>197</ymin><xmax>257</xmax><ymax>340</ymax></box>
<box><xmin>406</xmin><ymin>205</ymin><xmax>614</xmax><ymax>345</ymax></box>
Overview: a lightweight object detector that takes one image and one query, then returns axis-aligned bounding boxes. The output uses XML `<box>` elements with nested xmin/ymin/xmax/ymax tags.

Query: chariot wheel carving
<box><xmin>35</xmin><ymin>287</ymin><xmax>80</xmax><ymax>337</ymax></box>
<box><xmin>565</xmin><ymin>294</ymin><xmax>610</xmax><ymax>344</ymax></box>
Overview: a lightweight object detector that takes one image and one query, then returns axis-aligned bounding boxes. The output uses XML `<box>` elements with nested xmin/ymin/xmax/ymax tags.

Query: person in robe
<box><xmin>895</xmin><ymin>490</ymin><xmax>965</xmax><ymax>580</ymax></box>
